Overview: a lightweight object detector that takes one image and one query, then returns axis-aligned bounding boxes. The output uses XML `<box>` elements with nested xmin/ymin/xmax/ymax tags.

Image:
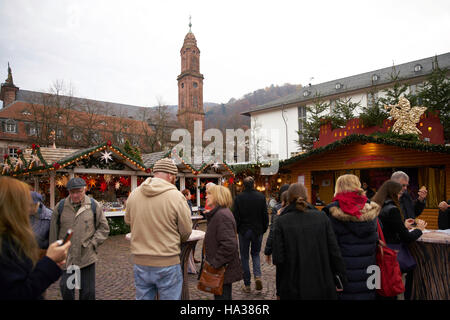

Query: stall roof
<box><xmin>280</xmin><ymin>134</ymin><xmax>450</xmax><ymax>168</ymax></box>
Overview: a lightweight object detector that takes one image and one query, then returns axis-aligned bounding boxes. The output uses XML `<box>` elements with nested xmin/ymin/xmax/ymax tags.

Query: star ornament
<box><xmin>100</xmin><ymin>150</ymin><xmax>113</xmax><ymax>163</ymax></box>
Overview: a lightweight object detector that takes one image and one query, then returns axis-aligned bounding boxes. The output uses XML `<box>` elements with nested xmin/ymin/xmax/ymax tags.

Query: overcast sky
<box><xmin>1</xmin><ymin>0</ymin><xmax>449</xmax><ymax>108</ymax></box>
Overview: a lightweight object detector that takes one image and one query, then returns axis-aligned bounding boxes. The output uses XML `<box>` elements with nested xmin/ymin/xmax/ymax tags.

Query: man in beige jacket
<box><xmin>125</xmin><ymin>158</ymin><xmax>192</xmax><ymax>300</ymax></box>
<box><xmin>49</xmin><ymin>177</ymin><xmax>110</xmax><ymax>300</ymax></box>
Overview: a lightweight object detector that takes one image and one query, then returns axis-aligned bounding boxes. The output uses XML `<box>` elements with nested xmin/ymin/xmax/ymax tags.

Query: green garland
<box><xmin>281</xmin><ymin>133</ymin><xmax>450</xmax><ymax>168</ymax></box>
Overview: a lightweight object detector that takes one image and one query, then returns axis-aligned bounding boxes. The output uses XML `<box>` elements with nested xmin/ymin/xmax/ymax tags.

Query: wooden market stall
<box><xmin>278</xmin><ymin>134</ymin><xmax>450</xmax><ymax>229</ymax></box>
<box><xmin>1</xmin><ymin>141</ymin><xmax>235</xmax><ymax>215</ymax></box>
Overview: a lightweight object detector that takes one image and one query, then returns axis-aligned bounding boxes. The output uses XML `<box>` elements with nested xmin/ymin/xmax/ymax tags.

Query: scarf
<box><xmin>332</xmin><ymin>191</ymin><xmax>368</xmax><ymax>219</ymax></box>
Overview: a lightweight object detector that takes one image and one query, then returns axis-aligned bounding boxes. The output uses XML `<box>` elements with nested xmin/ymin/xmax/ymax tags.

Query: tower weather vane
<box><xmin>189</xmin><ymin>15</ymin><xmax>192</xmax><ymax>32</ymax></box>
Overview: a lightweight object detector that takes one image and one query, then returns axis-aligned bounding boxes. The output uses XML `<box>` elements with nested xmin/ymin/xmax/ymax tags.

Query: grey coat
<box><xmin>49</xmin><ymin>195</ymin><xmax>110</xmax><ymax>269</ymax></box>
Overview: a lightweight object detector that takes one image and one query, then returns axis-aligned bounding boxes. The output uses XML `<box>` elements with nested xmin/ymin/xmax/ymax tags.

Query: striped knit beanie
<box><xmin>153</xmin><ymin>158</ymin><xmax>178</xmax><ymax>175</ymax></box>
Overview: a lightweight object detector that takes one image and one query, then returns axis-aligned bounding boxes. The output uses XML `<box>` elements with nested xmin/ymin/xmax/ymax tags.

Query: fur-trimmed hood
<box><xmin>328</xmin><ymin>201</ymin><xmax>380</xmax><ymax>238</ymax></box>
<box><xmin>329</xmin><ymin>201</ymin><xmax>380</xmax><ymax>222</ymax></box>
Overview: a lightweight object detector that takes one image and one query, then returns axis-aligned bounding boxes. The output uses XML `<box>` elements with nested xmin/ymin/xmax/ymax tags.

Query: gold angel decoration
<box><xmin>384</xmin><ymin>97</ymin><xmax>427</xmax><ymax>135</ymax></box>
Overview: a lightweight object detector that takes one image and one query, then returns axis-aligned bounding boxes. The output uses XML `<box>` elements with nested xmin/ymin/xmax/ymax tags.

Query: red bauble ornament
<box><xmin>17</xmin><ymin>149</ymin><xmax>22</xmax><ymax>155</ymax></box>
<box><xmin>145</xmin><ymin>168</ymin><xmax>151</xmax><ymax>173</ymax></box>
<box><xmin>31</xmin><ymin>144</ymin><xmax>36</xmax><ymax>150</ymax></box>
<box><xmin>107</xmin><ymin>140</ymin><xmax>112</xmax><ymax>146</ymax></box>
<box><xmin>228</xmin><ymin>177</ymin><xmax>234</xmax><ymax>185</ymax></box>
<box><xmin>53</xmin><ymin>162</ymin><xmax>60</xmax><ymax>170</ymax></box>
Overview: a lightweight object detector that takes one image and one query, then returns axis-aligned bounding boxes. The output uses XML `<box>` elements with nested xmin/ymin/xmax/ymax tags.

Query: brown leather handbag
<box><xmin>197</xmin><ymin>259</ymin><xmax>226</xmax><ymax>295</ymax></box>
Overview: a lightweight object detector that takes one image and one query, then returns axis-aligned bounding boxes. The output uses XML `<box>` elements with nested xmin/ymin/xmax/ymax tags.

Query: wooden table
<box><xmin>191</xmin><ymin>215</ymin><xmax>204</xmax><ymax>230</ymax></box>
<box><xmin>409</xmin><ymin>230</ymin><xmax>450</xmax><ymax>300</ymax></box>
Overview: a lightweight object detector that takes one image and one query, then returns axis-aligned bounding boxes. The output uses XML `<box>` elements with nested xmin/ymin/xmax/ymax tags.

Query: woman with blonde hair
<box><xmin>322</xmin><ymin>174</ymin><xmax>380</xmax><ymax>300</ymax></box>
<box><xmin>202</xmin><ymin>185</ymin><xmax>242</xmax><ymax>300</ymax></box>
<box><xmin>0</xmin><ymin>176</ymin><xmax>70</xmax><ymax>300</ymax></box>
<box><xmin>272</xmin><ymin>183</ymin><xmax>346</xmax><ymax>299</ymax></box>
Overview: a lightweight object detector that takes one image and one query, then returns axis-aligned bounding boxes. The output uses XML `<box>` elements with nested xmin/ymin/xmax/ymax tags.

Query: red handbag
<box><xmin>376</xmin><ymin>219</ymin><xmax>405</xmax><ymax>297</ymax></box>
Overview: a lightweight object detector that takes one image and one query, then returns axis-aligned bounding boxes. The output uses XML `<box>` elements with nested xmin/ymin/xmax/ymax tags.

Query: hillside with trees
<box><xmin>204</xmin><ymin>83</ymin><xmax>302</xmax><ymax>132</ymax></box>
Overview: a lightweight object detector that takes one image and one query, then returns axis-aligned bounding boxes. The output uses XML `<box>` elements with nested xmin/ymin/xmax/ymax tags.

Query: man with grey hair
<box><xmin>390</xmin><ymin>170</ymin><xmax>427</xmax><ymax>301</ymax></box>
<box><xmin>50</xmin><ymin>177</ymin><xmax>110</xmax><ymax>300</ymax></box>
<box><xmin>391</xmin><ymin>171</ymin><xmax>427</xmax><ymax>220</ymax></box>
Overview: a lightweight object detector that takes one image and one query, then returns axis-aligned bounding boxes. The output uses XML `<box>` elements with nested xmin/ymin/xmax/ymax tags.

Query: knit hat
<box><xmin>153</xmin><ymin>158</ymin><xmax>178</xmax><ymax>175</ymax></box>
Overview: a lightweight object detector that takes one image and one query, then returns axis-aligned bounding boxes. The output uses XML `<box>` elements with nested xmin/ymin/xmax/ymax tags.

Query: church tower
<box><xmin>177</xmin><ymin>18</ymin><xmax>205</xmax><ymax>133</ymax></box>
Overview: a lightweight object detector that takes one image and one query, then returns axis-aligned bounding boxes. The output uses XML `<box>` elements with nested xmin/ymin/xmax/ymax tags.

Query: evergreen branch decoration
<box><xmin>281</xmin><ymin>133</ymin><xmax>450</xmax><ymax>168</ymax></box>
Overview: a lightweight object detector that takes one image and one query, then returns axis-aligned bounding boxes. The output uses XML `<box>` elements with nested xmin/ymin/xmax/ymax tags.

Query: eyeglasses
<box><xmin>402</xmin><ymin>184</ymin><xmax>409</xmax><ymax>188</ymax></box>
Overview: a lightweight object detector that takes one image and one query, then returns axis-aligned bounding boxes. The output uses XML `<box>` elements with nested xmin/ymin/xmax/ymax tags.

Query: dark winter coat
<box><xmin>232</xmin><ymin>188</ymin><xmax>268</xmax><ymax>236</ymax></box>
<box><xmin>0</xmin><ymin>235</ymin><xmax>61</xmax><ymax>300</ymax></box>
<box><xmin>204</xmin><ymin>206</ymin><xmax>243</xmax><ymax>285</ymax></box>
<box><xmin>438</xmin><ymin>200</ymin><xmax>450</xmax><ymax>230</ymax></box>
<box><xmin>324</xmin><ymin>200</ymin><xmax>380</xmax><ymax>300</ymax></box>
<box><xmin>378</xmin><ymin>199</ymin><xmax>422</xmax><ymax>244</ymax></box>
<box><xmin>272</xmin><ymin>204</ymin><xmax>347</xmax><ymax>300</ymax></box>
<box><xmin>399</xmin><ymin>191</ymin><xmax>425</xmax><ymax>220</ymax></box>
<box><xmin>30</xmin><ymin>203</ymin><xmax>53</xmax><ymax>249</ymax></box>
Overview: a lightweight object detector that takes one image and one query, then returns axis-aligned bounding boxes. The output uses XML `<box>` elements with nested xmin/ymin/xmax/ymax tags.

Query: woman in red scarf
<box><xmin>322</xmin><ymin>174</ymin><xmax>380</xmax><ymax>300</ymax></box>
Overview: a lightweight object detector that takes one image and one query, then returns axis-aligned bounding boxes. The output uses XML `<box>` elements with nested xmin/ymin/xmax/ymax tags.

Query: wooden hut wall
<box><xmin>286</xmin><ymin>142</ymin><xmax>450</xmax><ymax>229</ymax></box>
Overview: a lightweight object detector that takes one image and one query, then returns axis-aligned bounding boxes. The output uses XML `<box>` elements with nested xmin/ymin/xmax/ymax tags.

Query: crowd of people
<box><xmin>0</xmin><ymin>158</ymin><xmax>449</xmax><ymax>300</ymax></box>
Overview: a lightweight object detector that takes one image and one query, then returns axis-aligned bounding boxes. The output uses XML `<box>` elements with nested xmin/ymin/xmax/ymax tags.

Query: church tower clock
<box><xmin>177</xmin><ymin>18</ymin><xmax>205</xmax><ymax>133</ymax></box>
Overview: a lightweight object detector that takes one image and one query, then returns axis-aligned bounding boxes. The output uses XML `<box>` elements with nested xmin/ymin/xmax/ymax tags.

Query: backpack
<box><xmin>57</xmin><ymin>198</ymin><xmax>98</xmax><ymax>234</ymax></box>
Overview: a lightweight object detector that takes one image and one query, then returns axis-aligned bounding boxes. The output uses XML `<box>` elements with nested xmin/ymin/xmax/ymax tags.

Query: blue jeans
<box><xmin>133</xmin><ymin>264</ymin><xmax>182</xmax><ymax>300</ymax></box>
<box><xmin>239</xmin><ymin>229</ymin><xmax>263</xmax><ymax>286</ymax></box>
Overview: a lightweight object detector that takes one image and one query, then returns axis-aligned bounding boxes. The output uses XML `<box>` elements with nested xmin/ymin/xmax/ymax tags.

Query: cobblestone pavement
<box><xmin>46</xmin><ymin>222</ymin><xmax>277</xmax><ymax>300</ymax></box>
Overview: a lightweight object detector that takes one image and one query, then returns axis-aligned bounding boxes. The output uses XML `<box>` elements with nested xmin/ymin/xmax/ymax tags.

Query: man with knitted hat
<box><xmin>125</xmin><ymin>158</ymin><xmax>192</xmax><ymax>300</ymax></box>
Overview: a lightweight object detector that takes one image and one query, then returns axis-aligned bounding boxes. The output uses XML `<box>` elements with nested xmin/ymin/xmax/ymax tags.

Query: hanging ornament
<box><xmin>100</xmin><ymin>182</ymin><xmax>108</xmax><ymax>192</ymax></box>
<box><xmin>212</xmin><ymin>162</ymin><xmax>220</xmax><ymax>170</ymax></box>
<box><xmin>100</xmin><ymin>150</ymin><xmax>113</xmax><ymax>163</ymax></box>
<box><xmin>104</xmin><ymin>174</ymin><xmax>112</xmax><ymax>183</ymax></box>
<box><xmin>88</xmin><ymin>178</ymin><xmax>97</xmax><ymax>188</ymax></box>
<box><xmin>115</xmin><ymin>181</ymin><xmax>121</xmax><ymax>190</ymax></box>
<box><xmin>56</xmin><ymin>177</ymin><xmax>65</xmax><ymax>188</ymax></box>
<box><xmin>228</xmin><ymin>177</ymin><xmax>234</xmax><ymax>185</ymax></box>
<box><xmin>119</xmin><ymin>176</ymin><xmax>130</xmax><ymax>187</ymax></box>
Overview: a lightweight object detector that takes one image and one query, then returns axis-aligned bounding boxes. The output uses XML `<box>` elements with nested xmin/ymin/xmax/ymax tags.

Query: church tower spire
<box><xmin>177</xmin><ymin>17</ymin><xmax>205</xmax><ymax>134</ymax></box>
<box><xmin>1</xmin><ymin>62</ymin><xmax>19</xmax><ymax>108</ymax></box>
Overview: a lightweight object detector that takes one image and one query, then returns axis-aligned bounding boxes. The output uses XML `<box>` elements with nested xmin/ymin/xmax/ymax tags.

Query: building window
<box><xmin>100</xmin><ymin>121</ymin><xmax>107</xmax><ymax>126</ymax></box>
<box><xmin>193</xmin><ymin>96</ymin><xmax>198</xmax><ymax>108</ymax></box>
<box><xmin>28</xmin><ymin>126</ymin><xmax>38</xmax><ymax>136</ymax></box>
<box><xmin>8</xmin><ymin>147</ymin><xmax>18</xmax><ymax>158</ymax></box>
<box><xmin>22</xmin><ymin>110</ymin><xmax>32</xmax><ymax>116</ymax></box>
<box><xmin>56</xmin><ymin>128</ymin><xmax>63</xmax><ymax>138</ymax></box>
<box><xmin>72</xmin><ymin>130</ymin><xmax>82</xmax><ymax>141</ymax></box>
<box><xmin>193</xmin><ymin>82</ymin><xmax>198</xmax><ymax>88</ymax></box>
<box><xmin>181</xmin><ymin>83</ymin><xmax>184</xmax><ymax>88</ymax></box>
<box><xmin>335</xmin><ymin>83</ymin><xmax>342</xmax><ymax>90</ymax></box>
<box><xmin>372</xmin><ymin>74</ymin><xmax>379</xmax><ymax>82</ymax></box>
<box><xmin>303</xmin><ymin>90</ymin><xmax>310</xmax><ymax>97</ymax></box>
<box><xmin>5</xmin><ymin>120</ymin><xmax>17</xmax><ymax>133</ymax></box>
<box><xmin>414</xmin><ymin>64</ymin><xmax>422</xmax><ymax>72</ymax></box>
<box><xmin>367</xmin><ymin>92</ymin><xmax>379</xmax><ymax>107</ymax></box>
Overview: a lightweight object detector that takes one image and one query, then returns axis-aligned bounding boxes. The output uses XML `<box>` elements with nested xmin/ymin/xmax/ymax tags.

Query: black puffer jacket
<box><xmin>324</xmin><ymin>201</ymin><xmax>380</xmax><ymax>300</ymax></box>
